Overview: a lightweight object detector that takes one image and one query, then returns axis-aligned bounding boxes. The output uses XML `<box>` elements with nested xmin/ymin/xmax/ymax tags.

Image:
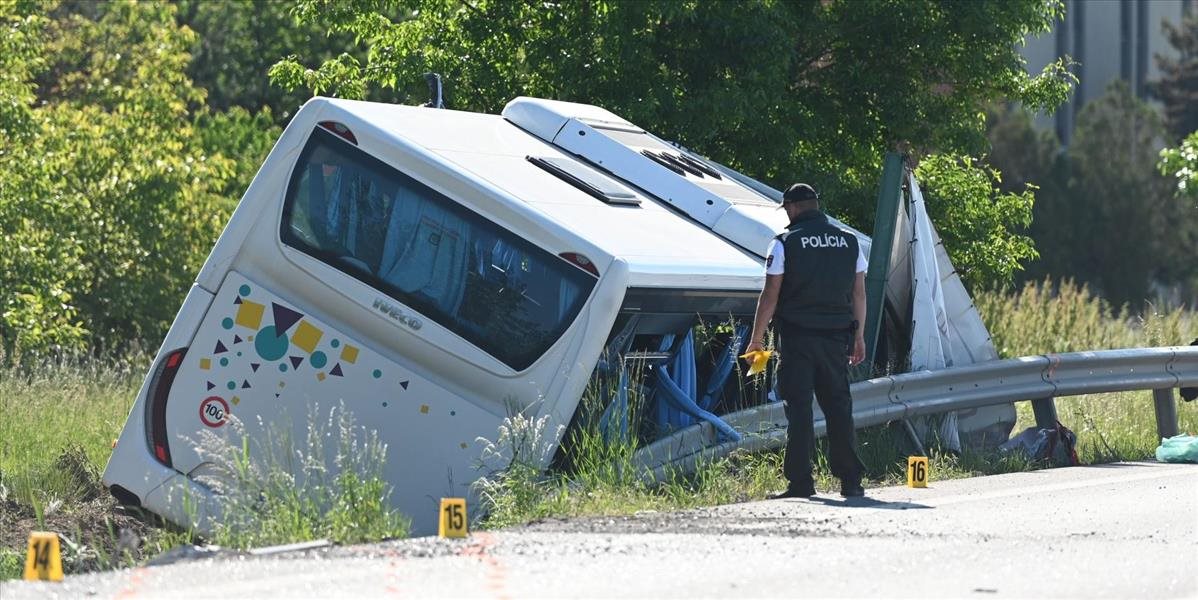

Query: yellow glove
<box><xmin>739</xmin><ymin>349</ymin><xmax>773</xmax><ymax>376</ymax></box>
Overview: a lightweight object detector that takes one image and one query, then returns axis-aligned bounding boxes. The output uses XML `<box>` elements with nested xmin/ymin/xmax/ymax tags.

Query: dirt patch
<box><xmin>0</xmin><ymin>491</ymin><xmax>165</xmax><ymax>574</ymax></box>
<box><xmin>0</xmin><ymin>448</ymin><xmax>175</xmax><ymax>576</ymax></box>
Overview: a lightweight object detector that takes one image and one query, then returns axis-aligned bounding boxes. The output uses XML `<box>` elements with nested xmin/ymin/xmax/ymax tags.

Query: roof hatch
<box><xmin>528</xmin><ymin>155</ymin><xmax>641</xmax><ymax>206</ymax></box>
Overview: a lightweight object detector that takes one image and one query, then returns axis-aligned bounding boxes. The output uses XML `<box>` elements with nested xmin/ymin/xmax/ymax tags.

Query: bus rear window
<box><xmin>281</xmin><ymin>127</ymin><xmax>597</xmax><ymax>370</ymax></box>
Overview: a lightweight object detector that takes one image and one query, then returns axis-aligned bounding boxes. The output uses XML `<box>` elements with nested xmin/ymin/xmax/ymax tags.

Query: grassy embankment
<box><xmin>0</xmin><ymin>360</ymin><xmax>408</xmax><ymax>579</ymax></box>
<box><xmin>1</xmin><ymin>280</ymin><xmax>1195</xmax><ymax>579</ymax></box>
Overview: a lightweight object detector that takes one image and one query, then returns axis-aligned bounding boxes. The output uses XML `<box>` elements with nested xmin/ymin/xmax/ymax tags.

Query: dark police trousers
<box><xmin>778</xmin><ymin>325</ymin><xmax>865</xmax><ymax>489</ymax></box>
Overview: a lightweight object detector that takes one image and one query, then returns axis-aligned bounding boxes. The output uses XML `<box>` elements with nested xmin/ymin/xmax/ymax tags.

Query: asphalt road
<box><xmin>5</xmin><ymin>461</ymin><xmax>1196</xmax><ymax>599</ymax></box>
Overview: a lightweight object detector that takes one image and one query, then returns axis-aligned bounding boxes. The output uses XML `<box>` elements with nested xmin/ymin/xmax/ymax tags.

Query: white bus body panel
<box><xmin>164</xmin><ymin>272</ymin><xmax>570</xmax><ymax>530</ymax></box>
<box><xmin>104</xmin><ymin>96</ymin><xmax>706</xmax><ymax>535</ymax></box>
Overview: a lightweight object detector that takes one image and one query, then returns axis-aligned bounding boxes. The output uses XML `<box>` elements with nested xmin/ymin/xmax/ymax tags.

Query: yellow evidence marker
<box><xmin>24</xmin><ymin>531</ymin><xmax>63</xmax><ymax>582</ymax></box>
<box><xmin>738</xmin><ymin>350</ymin><xmax>773</xmax><ymax>377</ymax></box>
<box><xmin>438</xmin><ymin>498</ymin><xmax>468</xmax><ymax>538</ymax></box>
<box><xmin>907</xmin><ymin>456</ymin><xmax>929</xmax><ymax>488</ymax></box>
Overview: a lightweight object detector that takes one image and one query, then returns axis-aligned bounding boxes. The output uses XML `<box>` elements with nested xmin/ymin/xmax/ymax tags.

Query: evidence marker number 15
<box><xmin>907</xmin><ymin>456</ymin><xmax>929</xmax><ymax>488</ymax></box>
<box><xmin>439</xmin><ymin>498</ymin><xmax>468</xmax><ymax>538</ymax></box>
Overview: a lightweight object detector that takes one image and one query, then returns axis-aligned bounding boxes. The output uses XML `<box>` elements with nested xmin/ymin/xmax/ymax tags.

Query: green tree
<box><xmin>177</xmin><ymin>0</ymin><xmax>361</xmax><ymax>123</ymax></box>
<box><xmin>984</xmin><ymin>106</ymin><xmax>1077</xmax><ymax>289</ymax></box>
<box><xmin>0</xmin><ymin>0</ymin><xmax>43</xmax><ymax>137</ymax></box>
<box><xmin>915</xmin><ymin>155</ymin><xmax>1037</xmax><ymax>289</ymax></box>
<box><xmin>984</xmin><ymin>105</ymin><xmax>1063</xmax><ymax>198</ymax></box>
<box><xmin>1150</xmin><ymin>16</ymin><xmax>1198</xmax><ymax>143</ymax></box>
<box><xmin>1067</xmin><ymin>82</ymin><xmax>1194</xmax><ymax>307</ymax></box>
<box><xmin>1158</xmin><ymin>131</ymin><xmax>1198</xmax><ymax>300</ymax></box>
<box><xmin>1159</xmin><ymin>131</ymin><xmax>1198</xmax><ymax>199</ymax></box>
<box><xmin>1011</xmin><ymin>82</ymin><xmax>1195</xmax><ymax>308</ymax></box>
<box><xmin>0</xmin><ymin>0</ymin><xmax>236</xmax><ymax>359</ymax></box>
<box><xmin>270</xmin><ymin>0</ymin><xmax>1073</xmax><ymax>269</ymax></box>
<box><xmin>0</xmin><ymin>0</ymin><xmax>88</xmax><ymax>358</ymax></box>
<box><xmin>195</xmin><ymin>106</ymin><xmax>282</xmax><ymax>201</ymax></box>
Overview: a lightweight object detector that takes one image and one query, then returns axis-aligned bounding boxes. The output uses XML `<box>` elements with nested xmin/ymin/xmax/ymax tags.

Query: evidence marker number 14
<box><xmin>24</xmin><ymin>531</ymin><xmax>63</xmax><ymax>582</ymax></box>
<box><xmin>907</xmin><ymin>456</ymin><xmax>929</xmax><ymax>488</ymax></box>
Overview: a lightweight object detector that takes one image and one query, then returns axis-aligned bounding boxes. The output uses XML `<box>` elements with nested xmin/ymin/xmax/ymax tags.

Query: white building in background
<box><xmin>1021</xmin><ymin>0</ymin><xmax>1194</xmax><ymax>144</ymax></box>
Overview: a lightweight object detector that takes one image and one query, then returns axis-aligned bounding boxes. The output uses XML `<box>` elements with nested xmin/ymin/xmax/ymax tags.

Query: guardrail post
<box><xmin>1153</xmin><ymin>388</ymin><xmax>1179</xmax><ymax>440</ymax></box>
<box><xmin>1031</xmin><ymin>397</ymin><xmax>1058</xmax><ymax>429</ymax></box>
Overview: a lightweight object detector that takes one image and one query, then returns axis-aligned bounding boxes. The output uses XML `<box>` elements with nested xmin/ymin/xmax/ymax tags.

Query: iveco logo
<box><xmin>373</xmin><ymin>298</ymin><xmax>423</xmax><ymax>330</ymax></box>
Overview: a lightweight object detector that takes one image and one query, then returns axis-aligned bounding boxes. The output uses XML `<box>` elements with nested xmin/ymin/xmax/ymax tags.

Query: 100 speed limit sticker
<box><xmin>199</xmin><ymin>396</ymin><xmax>229</xmax><ymax>428</ymax></box>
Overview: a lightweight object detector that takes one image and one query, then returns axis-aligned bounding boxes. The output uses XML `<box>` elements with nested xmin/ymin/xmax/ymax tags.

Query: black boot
<box><xmin>771</xmin><ymin>483</ymin><xmax>816</xmax><ymax>499</ymax></box>
<box><xmin>840</xmin><ymin>480</ymin><xmax>865</xmax><ymax>498</ymax></box>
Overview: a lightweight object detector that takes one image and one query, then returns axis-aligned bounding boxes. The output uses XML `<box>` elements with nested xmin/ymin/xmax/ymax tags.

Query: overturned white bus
<box><xmin>103</xmin><ymin>96</ymin><xmax>1011</xmax><ymax>535</ymax></box>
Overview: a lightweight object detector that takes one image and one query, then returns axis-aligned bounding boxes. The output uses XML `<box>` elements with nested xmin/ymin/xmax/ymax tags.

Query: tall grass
<box><xmin>976</xmin><ymin>279</ymin><xmax>1195</xmax><ymax>355</ymax></box>
<box><xmin>0</xmin><ymin>355</ymin><xmax>144</xmax><ymax>505</ymax></box>
<box><xmin>977</xmin><ymin>279</ymin><xmax>1197</xmax><ymax>463</ymax></box>
<box><xmin>190</xmin><ymin>404</ymin><xmax>409</xmax><ymax>548</ymax></box>
<box><xmin>474</xmin><ymin>367</ymin><xmax>778</xmax><ymax>528</ymax></box>
<box><xmin>0</xmin><ymin>353</ymin><xmax>169</xmax><ymax>580</ymax></box>
<box><xmin>0</xmin><ymin>358</ymin><xmax>407</xmax><ymax>579</ymax></box>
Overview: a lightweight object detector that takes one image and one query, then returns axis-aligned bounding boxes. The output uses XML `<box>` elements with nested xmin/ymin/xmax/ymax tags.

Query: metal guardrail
<box><xmin>633</xmin><ymin>346</ymin><xmax>1198</xmax><ymax>482</ymax></box>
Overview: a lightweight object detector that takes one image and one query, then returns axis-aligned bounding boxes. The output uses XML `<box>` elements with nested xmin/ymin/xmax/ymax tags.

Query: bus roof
<box><xmin>313</xmin><ymin>98</ymin><xmax>767</xmax><ymax>290</ymax></box>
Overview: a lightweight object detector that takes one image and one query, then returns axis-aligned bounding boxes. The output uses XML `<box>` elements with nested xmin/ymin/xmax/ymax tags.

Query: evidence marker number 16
<box><xmin>907</xmin><ymin>456</ymin><xmax>929</xmax><ymax>488</ymax></box>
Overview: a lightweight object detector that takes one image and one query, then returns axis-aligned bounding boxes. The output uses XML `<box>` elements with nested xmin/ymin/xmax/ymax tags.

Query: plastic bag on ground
<box><xmin>1155</xmin><ymin>435</ymin><xmax>1198</xmax><ymax>463</ymax></box>
<box><xmin>998</xmin><ymin>421</ymin><xmax>1080</xmax><ymax>466</ymax></box>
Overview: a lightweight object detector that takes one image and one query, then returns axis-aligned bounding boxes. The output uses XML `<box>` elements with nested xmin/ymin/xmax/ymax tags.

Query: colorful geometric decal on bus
<box><xmin>195</xmin><ymin>282</ymin><xmax>383</xmax><ymax>386</ymax></box>
<box><xmin>187</xmin><ymin>274</ymin><xmax>421</xmax><ymax>429</ymax></box>
<box><xmin>169</xmin><ymin>269</ymin><xmax>499</xmax><ymax>489</ymax></box>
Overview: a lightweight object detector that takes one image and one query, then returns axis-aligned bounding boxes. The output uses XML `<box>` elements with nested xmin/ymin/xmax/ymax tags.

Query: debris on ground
<box><xmin>1155</xmin><ymin>434</ymin><xmax>1198</xmax><ymax>463</ymax></box>
<box><xmin>998</xmin><ymin>422</ymin><xmax>1080</xmax><ymax>466</ymax></box>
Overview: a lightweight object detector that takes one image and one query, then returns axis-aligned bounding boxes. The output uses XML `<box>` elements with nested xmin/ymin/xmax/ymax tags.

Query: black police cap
<box><xmin>782</xmin><ymin>183</ymin><xmax>819</xmax><ymax>204</ymax></box>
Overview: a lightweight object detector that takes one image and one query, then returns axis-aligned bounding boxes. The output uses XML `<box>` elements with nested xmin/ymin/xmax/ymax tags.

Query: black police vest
<box><xmin>775</xmin><ymin>211</ymin><xmax>859</xmax><ymax>331</ymax></box>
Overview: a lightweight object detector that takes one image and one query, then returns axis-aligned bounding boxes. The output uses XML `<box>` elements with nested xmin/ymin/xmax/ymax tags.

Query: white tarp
<box><xmin>907</xmin><ymin>175</ymin><xmax>962</xmax><ymax>451</ymax></box>
<box><xmin>931</xmin><ymin>223</ymin><xmax>999</xmax><ymax>365</ymax></box>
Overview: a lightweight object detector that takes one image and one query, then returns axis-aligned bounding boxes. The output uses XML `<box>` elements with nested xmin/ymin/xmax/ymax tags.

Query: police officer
<box><xmin>744</xmin><ymin>183</ymin><xmax>867</xmax><ymax>498</ymax></box>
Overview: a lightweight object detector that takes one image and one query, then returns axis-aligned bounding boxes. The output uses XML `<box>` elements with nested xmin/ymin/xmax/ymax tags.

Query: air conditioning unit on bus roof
<box><xmin>503</xmin><ymin>97</ymin><xmax>788</xmax><ymax>259</ymax></box>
